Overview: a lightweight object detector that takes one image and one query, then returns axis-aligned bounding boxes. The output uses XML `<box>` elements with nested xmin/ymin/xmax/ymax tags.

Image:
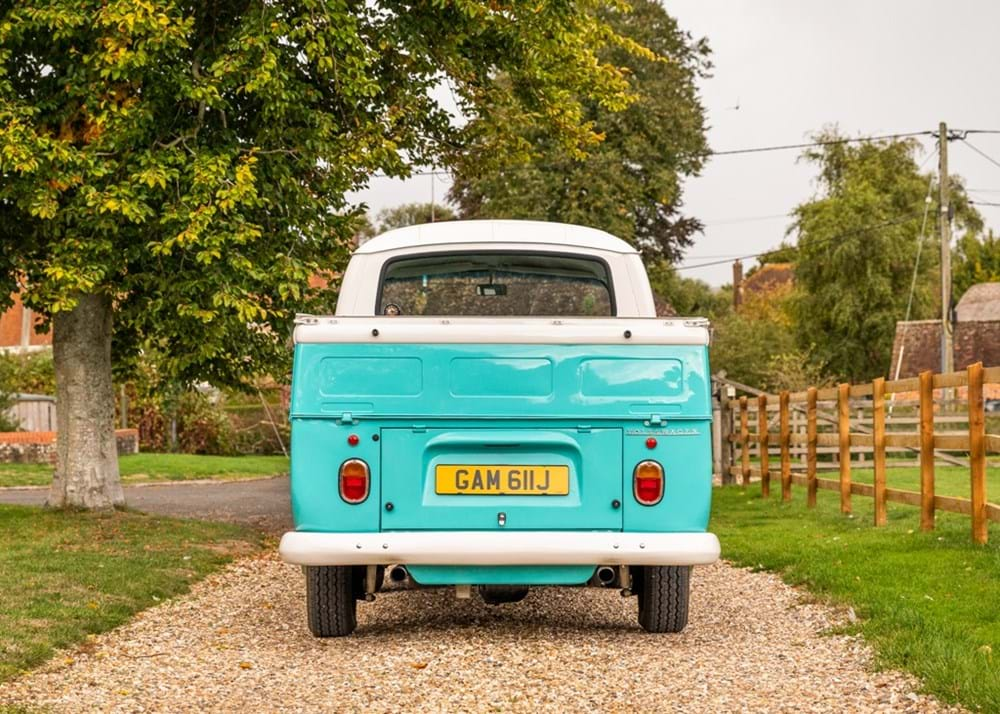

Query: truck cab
<box><xmin>279</xmin><ymin>220</ymin><xmax>719</xmax><ymax>636</ymax></box>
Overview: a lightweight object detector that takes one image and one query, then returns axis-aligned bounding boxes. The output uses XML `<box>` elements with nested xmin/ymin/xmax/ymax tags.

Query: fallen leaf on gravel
<box><xmin>411</xmin><ymin>662</ymin><xmax>429</xmax><ymax>670</ymax></box>
<box><xmin>239</xmin><ymin>662</ymin><xmax>253</xmax><ymax>670</ymax></box>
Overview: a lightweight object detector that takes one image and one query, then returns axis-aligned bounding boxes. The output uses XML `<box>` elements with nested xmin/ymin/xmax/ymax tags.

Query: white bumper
<box><xmin>278</xmin><ymin>531</ymin><xmax>720</xmax><ymax>567</ymax></box>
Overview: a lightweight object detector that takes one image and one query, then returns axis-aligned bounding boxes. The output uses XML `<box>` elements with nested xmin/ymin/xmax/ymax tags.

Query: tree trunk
<box><xmin>46</xmin><ymin>293</ymin><xmax>125</xmax><ymax>510</ymax></box>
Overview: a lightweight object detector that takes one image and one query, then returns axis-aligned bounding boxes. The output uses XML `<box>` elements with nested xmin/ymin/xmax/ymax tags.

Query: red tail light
<box><xmin>633</xmin><ymin>460</ymin><xmax>664</xmax><ymax>506</ymax></box>
<box><xmin>339</xmin><ymin>459</ymin><xmax>370</xmax><ymax>504</ymax></box>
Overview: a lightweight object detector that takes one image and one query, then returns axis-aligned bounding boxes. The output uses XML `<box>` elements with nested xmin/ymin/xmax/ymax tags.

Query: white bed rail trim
<box><xmin>293</xmin><ymin>316</ymin><xmax>710</xmax><ymax>346</ymax></box>
<box><xmin>279</xmin><ymin>531</ymin><xmax>720</xmax><ymax>566</ymax></box>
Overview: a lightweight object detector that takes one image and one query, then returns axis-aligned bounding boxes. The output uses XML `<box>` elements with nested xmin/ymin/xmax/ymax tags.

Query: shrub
<box><xmin>0</xmin><ymin>352</ymin><xmax>55</xmax><ymax>396</ymax></box>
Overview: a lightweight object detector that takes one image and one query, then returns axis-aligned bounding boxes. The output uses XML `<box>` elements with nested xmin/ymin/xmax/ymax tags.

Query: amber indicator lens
<box><xmin>633</xmin><ymin>460</ymin><xmax>664</xmax><ymax>505</ymax></box>
<box><xmin>339</xmin><ymin>458</ymin><xmax>370</xmax><ymax>504</ymax></box>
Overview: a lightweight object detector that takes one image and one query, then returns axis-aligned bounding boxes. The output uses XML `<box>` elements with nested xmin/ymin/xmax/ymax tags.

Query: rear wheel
<box><xmin>636</xmin><ymin>566</ymin><xmax>691</xmax><ymax>633</ymax></box>
<box><xmin>479</xmin><ymin>585</ymin><xmax>529</xmax><ymax>605</ymax></box>
<box><xmin>305</xmin><ymin>566</ymin><xmax>357</xmax><ymax>637</ymax></box>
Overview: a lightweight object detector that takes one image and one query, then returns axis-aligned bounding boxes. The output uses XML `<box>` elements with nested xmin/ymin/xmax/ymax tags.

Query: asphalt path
<box><xmin>0</xmin><ymin>476</ymin><xmax>293</xmax><ymax>535</ymax></box>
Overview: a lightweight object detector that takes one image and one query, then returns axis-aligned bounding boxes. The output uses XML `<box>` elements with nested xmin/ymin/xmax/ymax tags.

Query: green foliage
<box><xmin>713</xmin><ymin>485</ymin><xmax>1000</xmax><ymax>712</ymax></box>
<box><xmin>953</xmin><ymin>230</ymin><xmax>1000</xmax><ymax>299</ymax></box>
<box><xmin>375</xmin><ymin>202</ymin><xmax>456</xmax><ymax>233</ymax></box>
<box><xmin>790</xmin><ymin>131</ymin><xmax>981</xmax><ymax>382</ymax></box>
<box><xmin>0</xmin><ymin>0</ymin><xmax>640</xmax><ymax>390</ymax></box>
<box><xmin>646</xmin><ymin>260</ymin><xmax>729</xmax><ymax>317</ymax></box>
<box><xmin>0</xmin><ymin>504</ymin><xmax>260</xmax><ymax>682</ymax></box>
<box><xmin>710</xmin><ymin>291</ymin><xmax>825</xmax><ymax>392</ymax></box>
<box><xmin>0</xmin><ymin>352</ymin><xmax>55</xmax><ymax>430</ymax></box>
<box><xmin>0</xmin><ymin>390</ymin><xmax>14</xmax><ymax>431</ymax></box>
<box><xmin>0</xmin><ymin>352</ymin><xmax>55</xmax><ymax>395</ymax></box>
<box><xmin>449</xmin><ymin>0</ymin><xmax>710</xmax><ymax>261</ymax></box>
<box><xmin>752</xmin><ymin>242</ymin><xmax>796</xmax><ymax>270</ymax></box>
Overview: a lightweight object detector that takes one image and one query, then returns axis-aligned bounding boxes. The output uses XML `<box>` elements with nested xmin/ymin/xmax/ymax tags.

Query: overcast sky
<box><xmin>350</xmin><ymin>0</ymin><xmax>1000</xmax><ymax>286</ymax></box>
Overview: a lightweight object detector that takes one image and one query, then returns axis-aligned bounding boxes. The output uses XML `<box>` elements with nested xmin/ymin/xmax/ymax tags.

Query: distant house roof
<box><xmin>889</xmin><ymin>320</ymin><xmax>942</xmax><ymax>379</ymax></box>
<box><xmin>890</xmin><ymin>282</ymin><xmax>1000</xmax><ymax>379</ymax></box>
<box><xmin>955</xmin><ymin>282</ymin><xmax>1000</xmax><ymax>322</ymax></box>
<box><xmin>742</xmin><ymin>263</ymin><xmax>794</xmax><ymax>298</ymax></box>
<box><xmin>890</xmin><ymin>319</ymin><xmax>1000</xmax><ymax>379</ymax></box>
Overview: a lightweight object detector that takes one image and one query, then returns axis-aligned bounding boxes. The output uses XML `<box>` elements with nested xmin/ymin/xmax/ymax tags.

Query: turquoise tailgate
<box><xmin>290</xmin><ymin>343</ymin><xmax>712</xmax><ymax>544</ymax></box>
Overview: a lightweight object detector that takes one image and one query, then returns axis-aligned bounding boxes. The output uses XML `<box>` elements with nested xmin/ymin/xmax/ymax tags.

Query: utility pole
<box><xmin>732</xmin><ymin>259</ymin><xmax>743</xmax><ymax>311</ymax></box>
<box><xmin>938</xmin><ymin>122</ymin><xmax>953</xmax><ymax>376</ymax></box>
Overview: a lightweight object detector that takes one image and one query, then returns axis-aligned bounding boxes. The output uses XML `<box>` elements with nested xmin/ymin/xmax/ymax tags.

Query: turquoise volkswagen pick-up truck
<box><xmin>279</xmin><ymin>220</ymin><xmax>719</xmax><ymax>636</ymax></box>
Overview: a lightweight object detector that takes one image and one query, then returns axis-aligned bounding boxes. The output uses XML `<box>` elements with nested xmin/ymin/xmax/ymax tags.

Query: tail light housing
<box><xmin>339</xmin><ymin>459</ymin><xmax>370</xmax><ymax>504</ymax></box>
<box><xmin>633</xmin><ymin>460</ymin><xmax>664</xmax><ymax>506</ymax></box>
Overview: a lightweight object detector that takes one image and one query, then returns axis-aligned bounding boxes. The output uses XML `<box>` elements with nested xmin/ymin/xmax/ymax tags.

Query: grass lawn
<box><xmin>711</xmin><ymin>484</ymin><xmax>1000</xmax><ymax>712</ymax></box>
<box><xmin>0</xmin><ymin>504</ymin><xmax>263</xmax><ymax>683</ymax></box>
<box><xmin>0</xmin><ymin>453</ymin><xmax>289</xmax><ymax>488</ymax></box>
<box><xmin>848</xmin><ymin>464</ymin><xmax>1000</xmax><ymax>499</ymax></box>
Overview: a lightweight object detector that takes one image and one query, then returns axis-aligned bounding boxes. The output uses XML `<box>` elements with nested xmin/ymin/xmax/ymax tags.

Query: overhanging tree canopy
<box><xmin>790</xmin><ymin>132</ymin><xmax>982</xmax><ymax>382</ymax></box>
<box><xmin>0</xmin><ymin>0</ymin><xmax>642</xmax><ymax>508</ymax></box>
<box><xmin>448</xmin><ymin>0</ymin><xmax>710</xmax><ymax>262</ymax></box>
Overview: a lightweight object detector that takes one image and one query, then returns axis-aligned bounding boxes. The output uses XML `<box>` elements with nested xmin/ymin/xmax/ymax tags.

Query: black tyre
<box><xmin>636</xmin><ymin>565</ymin><xmax>691</xmax><ymax>633</ymax></box>
<box><xmin>479</xmin><ymin>585</ymin><xmax>529</xmax><ymax>605</ymax></box>
<box><xmin>305</xmin><ymin>566</ymin><xmax>357</xmax><ymax>637</ymax></box>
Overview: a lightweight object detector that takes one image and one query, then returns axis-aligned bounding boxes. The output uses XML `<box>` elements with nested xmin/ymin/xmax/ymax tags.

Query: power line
<box><xmin>369</xmin><ymin>130</ymin><xmax>943</xmax><ymax>179</ymax></box>
<box><xmin>704</xmin><ymin>131</ymin><xmax>933</xmax><ymax>157</ymax></box>
<box><xmin>959</xmin><ymin>138</ymin><xmax>1000</xmax><ymax>171</ymax></box>
<box><xmin>675</xmin><ymin>213</ymin><xmax>923</xmax><ymax>272</ymax></box>
<box><xmin>971</xmin><ymin>200</ymin><xmax>1000</xmax><ymax>208</ymax></box>
<box><xmin>703</xmin><ymin>211</ymin><xmax>792</xmax><ymax>227</ymax></box>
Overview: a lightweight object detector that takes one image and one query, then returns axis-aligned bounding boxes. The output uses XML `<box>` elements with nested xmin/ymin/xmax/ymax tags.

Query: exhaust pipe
<box><xmin>596</xmin><ymin>566</ymin><xmax>616</xmax><ymax>587</ymax></box>
<box><xmin>388</xmin><ymin>565</ymin><xmax>409</xmax><ymax>585</ymax></box>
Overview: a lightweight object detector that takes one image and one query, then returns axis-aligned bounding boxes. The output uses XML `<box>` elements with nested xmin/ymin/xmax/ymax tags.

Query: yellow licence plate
<box><xmin>435</xmin><ymin>465</ymin><xmax>570</xmax><ymax>495</ymax></box>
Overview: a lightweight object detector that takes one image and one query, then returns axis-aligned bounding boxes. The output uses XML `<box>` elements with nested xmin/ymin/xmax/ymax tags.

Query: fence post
<box><xmin>758</xmin><ymin>394</ymin><xmax>770</xmax><ymax>498</ymax></box>
<box><xmin>838</xmin><ymin>383</ymin><xmax>851</xmax><ymax>514</ymax></box>
<box><xmin>919</xmin><ymin>370</ymin><xmax>935</xmax><ymax>531</ymax></box>
<box><xmin>873</xmin><ymin>377</ymin><xmax>887</xmax><ymax>526</ymax></box>
<box><xmin>719</xmin><ymin>388</ymin><xmax>733</xmax><ymax>485</ymax></box>
<box><xmin>969</xmin><ymin>362</ymin><xmax>988</xmax><ymax>544</ymax></box>
<box><xmin>780</xmin><ymin>391</ymin><xmax>791</xmax><ymax>501</ymax></box>
<box><xmin>806</xmin><ymin>386</ymin><xmax>818</xmax><ymax>508</ymax></box>
<box><xmin>740</xmin><ymin>396</ymin><xmax>750</xmax><ymax>486</ymax></box>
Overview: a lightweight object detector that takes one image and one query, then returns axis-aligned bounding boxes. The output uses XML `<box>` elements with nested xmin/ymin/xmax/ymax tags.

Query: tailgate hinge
<box><xmin>647</xmin><ymin>414</ymin><xmax>664</xmax><ymax>427</ymax></box>
<box><xmin>339</xmin><ymin>412</ymin><xmax>357</xmax><ymax>425</ymax></box>
<box><xmin>577</xmin><ymin>424</ymin><xmax>592</xmax><ymax>433</ymax></box>
<box><xmin>412</xmin><ymin>424</ymin><xmax>427</xmax><ymax>433</ymax></box>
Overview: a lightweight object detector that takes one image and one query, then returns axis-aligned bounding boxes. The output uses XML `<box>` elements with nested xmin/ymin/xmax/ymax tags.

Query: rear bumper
<box><xmin>278</xmin><ymin>531</ymin><xmax>720</xmax><ymax>567</ymax></box>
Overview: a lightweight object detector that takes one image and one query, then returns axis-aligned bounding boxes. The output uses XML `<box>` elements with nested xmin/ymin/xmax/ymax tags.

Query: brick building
<box><xmin>890</xmin><ymin>282</ymin><xmax>1000</xmax><ymax>396</ymax></box>
<box><xmin>0</xmin><ymin>291</ymin><xmax>50</xmax><ymax>352</ymax></box>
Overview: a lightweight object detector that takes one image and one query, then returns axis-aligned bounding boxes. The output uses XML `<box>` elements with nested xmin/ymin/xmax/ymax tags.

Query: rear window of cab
<box><xmin>377</xmin><ymin>252</ymin><xmax>615</xmax><ymax>317</ymax></box>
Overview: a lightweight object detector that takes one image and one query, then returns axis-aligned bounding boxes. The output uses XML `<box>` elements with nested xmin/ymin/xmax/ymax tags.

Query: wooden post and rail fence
<box><xmin>716</xmin><ymin>363</ymin><xmax>999</xmax><ymax>544</ymax></box>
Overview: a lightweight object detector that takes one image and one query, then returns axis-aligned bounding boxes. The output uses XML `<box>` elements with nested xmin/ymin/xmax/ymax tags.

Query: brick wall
<box><xmin>0</xmin><ymin>291</ymin><xmax>51</xmax><ymax>349</ymax></box>
<box><xmin>955</xmin><ymin>320</ymin><xmax>1000</xmax><ymax>371</ymax></box>
<box><xmin>0</xmin><ymin>429</ymin><xmax>139</xmax><ymax>465</ymax></box>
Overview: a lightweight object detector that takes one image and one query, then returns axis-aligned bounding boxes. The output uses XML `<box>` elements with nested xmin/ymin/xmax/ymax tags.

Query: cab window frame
<box><xmin>375</xmin><ymin>249</ymin><xmax>618</xmax><ymax>318</ymax></box>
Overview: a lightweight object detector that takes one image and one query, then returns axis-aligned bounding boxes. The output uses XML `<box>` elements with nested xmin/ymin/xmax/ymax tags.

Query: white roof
<box><xmin>355</xmin><ymin>219</ymin><xmax>638</xmax><ymax>255</ymax></box>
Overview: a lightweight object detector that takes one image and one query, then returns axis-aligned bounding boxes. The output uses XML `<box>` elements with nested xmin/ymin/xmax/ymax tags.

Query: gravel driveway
<box><xmin>0</xmin><ymin>552</ymin><xmax>962</xmax><ymax>713</ymax></box>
